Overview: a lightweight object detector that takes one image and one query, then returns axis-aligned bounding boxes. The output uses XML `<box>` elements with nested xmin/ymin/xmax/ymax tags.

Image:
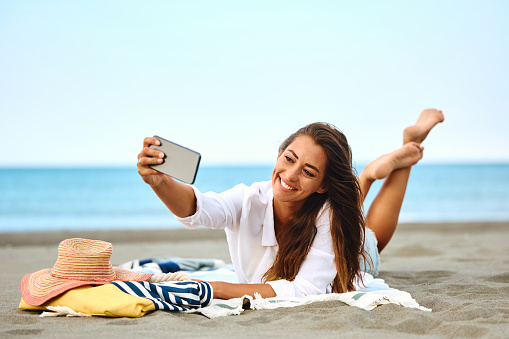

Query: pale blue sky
<box><xmin>1</xmin><ymin>1</ymin><xmax>508</xmax><ymax>167</ymax></box>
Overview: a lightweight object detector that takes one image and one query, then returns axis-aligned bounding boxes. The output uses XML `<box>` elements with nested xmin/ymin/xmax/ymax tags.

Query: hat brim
<box><xmin>21</xmin><ymin>267</ymin><xmax>152</xmax><ymax>306</ymax></box>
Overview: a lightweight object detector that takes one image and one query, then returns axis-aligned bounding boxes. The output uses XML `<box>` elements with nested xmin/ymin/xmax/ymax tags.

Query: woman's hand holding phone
<box><xmin>137</xmin><ymin>137</ymin><xmax>166</xmax><ymax>187</ymax></box>
<box><xmin>136</xmin><ymin>136</ymin><xmax>198</xmax><ymax>218</ymax></box>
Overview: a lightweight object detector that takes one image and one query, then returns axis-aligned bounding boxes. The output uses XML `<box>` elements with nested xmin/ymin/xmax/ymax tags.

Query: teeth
<box><xmin>280</xmin><ymin>178</ymin><xmax>296</xmax><ymax>190</ymax></box>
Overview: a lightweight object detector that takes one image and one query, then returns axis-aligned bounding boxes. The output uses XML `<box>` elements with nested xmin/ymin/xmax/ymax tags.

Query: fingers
<box><xmin>138</xmin><ymin>147</ymin><xmax>164</xmax><ymax>164</ymax></box>
<box><xmin>138</xmin><ymin>137</ymin><xmax>165</xmax><ymax>167</ymax></box>
<box><xmin>137</xmin><ymin>156</ymin><xmax>164</xmax><ymax>179</ymax></box>
<box><xmin>138</xmin><ymin>156</ymin><xmax>162</xmax><ymax>167</ymax></box>
<box><xmin>137</xmin><ymin>137</ymin><xmax>169</xmax><ymax>186</ymax></box>
<box><xmin>137</xmin><ymin>137</ymin><xmax>167</xmax><ymax>179</ymax></box>
<box><xmin>143</xmin><ymin>137</ymin><xmax>161</xmax><ymax>148</ymax></box>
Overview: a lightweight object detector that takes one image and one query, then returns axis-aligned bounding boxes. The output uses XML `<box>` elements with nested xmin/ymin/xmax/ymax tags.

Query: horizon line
<box><xmin>1</xmin><ymin>160</ymin><xmax>509</xmax><ymax>170</ymax></box>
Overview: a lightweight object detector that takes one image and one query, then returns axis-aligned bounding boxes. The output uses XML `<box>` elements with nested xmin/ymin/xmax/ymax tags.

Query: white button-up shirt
<box><xmin>177</xmin><ymin>181</ymin><xmax>336</xmax><ymax>298</ymax></box>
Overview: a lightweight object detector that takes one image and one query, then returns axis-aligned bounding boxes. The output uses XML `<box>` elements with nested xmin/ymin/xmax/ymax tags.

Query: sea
<box><xmin>1</xmin><ymin>164</ymin><xmax>509</xmax><ymax>233</ymax></box>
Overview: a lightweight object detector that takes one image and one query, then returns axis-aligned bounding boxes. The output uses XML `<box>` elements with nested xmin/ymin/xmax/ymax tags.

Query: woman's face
<box><xmin>272</xmin><ymin>135</ymin><xmax>327</xmax><ymax>205</ymax></box>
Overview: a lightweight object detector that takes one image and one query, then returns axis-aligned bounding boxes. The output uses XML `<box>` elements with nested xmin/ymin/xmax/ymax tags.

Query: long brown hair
<box><xmin>263</xmin><ymin>122</ymin><xmax>370</xmax><ymax>293</ymax></box>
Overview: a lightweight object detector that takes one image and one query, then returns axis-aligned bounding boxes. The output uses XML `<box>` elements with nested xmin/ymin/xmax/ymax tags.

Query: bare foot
<box><xmin>361</xmin><ymin>142</ymin><xmax>424</xmax><ymax>181</ymax></box>
<box><xmin>403</xmin><ymin>108</ymin><xmax>444</xmax><ymax>144</ymax></box>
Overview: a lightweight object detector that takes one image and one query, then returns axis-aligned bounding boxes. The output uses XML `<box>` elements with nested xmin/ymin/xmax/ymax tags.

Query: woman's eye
<box><xmin>285</xmin><ymin>156</ymin><xmax>293</xmax><ymax>163</ymax></box>
<box><xmin>304</xmin><ymin>169</ymin><xmax>315</xmax><ymax>177</ymax></box>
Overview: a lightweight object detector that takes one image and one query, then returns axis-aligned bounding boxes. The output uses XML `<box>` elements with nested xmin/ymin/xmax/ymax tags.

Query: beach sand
<box><xmin>1</xmin><ymin>222</ymin><xmax>508</xmax><ymax>338</ymax></box>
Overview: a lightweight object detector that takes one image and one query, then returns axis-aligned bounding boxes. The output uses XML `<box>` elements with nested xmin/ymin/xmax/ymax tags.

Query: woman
<box><xmin>137</xmin><ymin>109</ymin><xmax>444</xmax><ymax>299</ymax></box>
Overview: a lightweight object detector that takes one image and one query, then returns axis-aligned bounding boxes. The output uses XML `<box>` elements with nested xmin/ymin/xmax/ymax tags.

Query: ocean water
<box><xmin>1</xmin><ymin>164</ymin><xmax>508</xmax><ymax>233</ymax></box>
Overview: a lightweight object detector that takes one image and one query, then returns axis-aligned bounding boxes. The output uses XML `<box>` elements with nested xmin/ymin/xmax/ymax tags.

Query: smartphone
<box><xmin>148</xmin><ymin>136</ymin><xmax>201</xmax><ymax>184</ymax></box>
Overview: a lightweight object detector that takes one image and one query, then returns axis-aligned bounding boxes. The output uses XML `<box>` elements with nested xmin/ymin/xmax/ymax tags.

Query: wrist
<box><xmin>149</xmin><ymin>175</ymin><xmax>171</xmax><ymax>189</ymax></box>
<box><xmin>209</xmin><ymin>281</ymin><xmax>226</xmax><ymax>299</ymax></box>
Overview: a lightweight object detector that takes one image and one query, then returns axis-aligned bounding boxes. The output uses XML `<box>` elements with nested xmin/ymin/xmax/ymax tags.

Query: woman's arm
<box><xmin>137</xmin><ymin>137</ymin><xmax>196</xmax><ymax>218</ymax></box>
<box><xmin>209</xmin><ymin>282</ymin><xmax>276</xmax><ymax>299</ymax></box>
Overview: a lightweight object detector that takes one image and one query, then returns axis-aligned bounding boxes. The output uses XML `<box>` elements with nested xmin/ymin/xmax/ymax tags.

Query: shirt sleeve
<box><xmin>176</xmin><ymin>184</ymin><xmax>247</xmax><ymax>230</ymax></box>
<box><xmin>267</xmin><ymin>208</ymin><xmax>336</xmax><ymax>298</ymax></box>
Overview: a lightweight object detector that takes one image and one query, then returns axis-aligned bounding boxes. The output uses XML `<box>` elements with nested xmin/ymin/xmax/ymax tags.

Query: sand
<box><xmin>1</xmin><ymin>222</ymin><xmax>508</xmax><ymax>338</ymax></box>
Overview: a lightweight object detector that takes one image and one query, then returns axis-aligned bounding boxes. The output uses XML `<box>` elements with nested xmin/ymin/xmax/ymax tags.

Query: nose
<box><xmin>286</xmin><ymin>166</ymin><xmax>299</xmax><ymax>182</ymax></box>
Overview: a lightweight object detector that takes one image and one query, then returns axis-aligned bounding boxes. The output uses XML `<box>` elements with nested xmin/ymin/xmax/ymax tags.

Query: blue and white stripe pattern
<box><xmin>112</xmin><ymin>281</ymin><xmax>213</xmax><ymax>311</ymax></box>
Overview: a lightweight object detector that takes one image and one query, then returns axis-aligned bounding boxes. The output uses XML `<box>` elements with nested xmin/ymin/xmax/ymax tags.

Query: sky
<box><xmin>1</xmin><ymin>0</ymin><xmax>508</xmax><ymax>167</ymax></box>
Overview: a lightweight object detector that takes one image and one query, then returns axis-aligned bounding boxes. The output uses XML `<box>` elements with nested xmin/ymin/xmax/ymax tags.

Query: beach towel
<box><xmin>112</xmin><ymin>272</ymin><xmax>430</xmax><ymax>318</ymax></box>
<box><xmin>189</xmin><ymin>290</ymin><xmax>431</xmax><ymax>318</ymax></box>
<box><xmin>115</xmin><ymin>257</ymin><xmax>431</xmax><ymax>316</ymax></box>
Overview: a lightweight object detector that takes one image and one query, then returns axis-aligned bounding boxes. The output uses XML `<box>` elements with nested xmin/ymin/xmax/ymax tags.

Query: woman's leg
<box><xmin>359</xmin><ymin>109</ymin><xmax>444</xmax><ymax>252</ymax></box>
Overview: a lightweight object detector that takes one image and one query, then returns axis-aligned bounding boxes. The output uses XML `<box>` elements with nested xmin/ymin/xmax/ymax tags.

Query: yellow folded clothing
<box><xmin>19</xmin><ymin>284</ymin><xmax>155</xmax><ymax>318</ymax></box>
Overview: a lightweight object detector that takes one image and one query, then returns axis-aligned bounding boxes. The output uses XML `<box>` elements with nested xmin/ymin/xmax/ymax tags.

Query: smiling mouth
<box><xmin>280</xmin><ymin>177</ymin><xmax>297</xmax><ymax>190</ymax></box>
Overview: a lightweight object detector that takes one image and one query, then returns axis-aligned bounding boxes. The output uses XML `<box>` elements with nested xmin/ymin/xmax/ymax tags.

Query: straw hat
<box><xmin>20</xmin><ymin>238</ymin><xmax>153</xmax><ymax>306</ymax></box>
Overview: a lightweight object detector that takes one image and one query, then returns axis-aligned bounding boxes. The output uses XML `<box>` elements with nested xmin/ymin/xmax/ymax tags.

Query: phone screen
<box><xmin>148</xmin><ymin>136</ymin><xmax>201</xmax><ymax>184</ymax></box>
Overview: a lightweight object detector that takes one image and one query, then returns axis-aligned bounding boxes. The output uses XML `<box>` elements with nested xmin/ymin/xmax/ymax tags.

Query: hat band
<box><xmin>51</xmin><ymin>262</ymin><xmax>116</xmax><ymax>281</ymax></box>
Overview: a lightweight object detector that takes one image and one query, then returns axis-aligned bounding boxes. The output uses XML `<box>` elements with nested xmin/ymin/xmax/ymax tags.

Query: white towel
<box><xmin>186</xmin><ymin>274</ymin><xmax>430</xmax><ymax>318</ymax></box>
